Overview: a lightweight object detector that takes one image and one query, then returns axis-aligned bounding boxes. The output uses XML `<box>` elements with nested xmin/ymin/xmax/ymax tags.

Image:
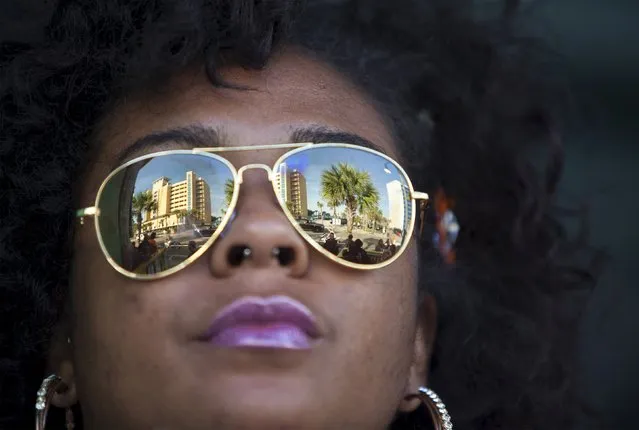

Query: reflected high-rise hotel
<box><xmin>142</xmin><ymin>170</ymin><xmax>212</xmax><ymax>232</ymax></box>
<box><xmin>276</xmin><ymin>164</ymin><xmax>308</xmax><ymax>219</ymax></box>
<box><xmin>386</xmin><ymin>180</ymin><xmax>411</xmax><ymax>232</ymax></box>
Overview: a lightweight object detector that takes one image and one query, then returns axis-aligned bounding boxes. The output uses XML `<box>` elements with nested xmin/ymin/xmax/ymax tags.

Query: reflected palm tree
<box><xmin>132</xmin><ymin>190</ymin><xmax>157</xmax><ymax>241</ymax></box>
<box><xmin>172</xmin><ymin>209</ymin><xmax>187</xmax><ymax>224</ymax></box>
<box><xmin>285</xmin><ymin>200</ymin><xmax>297</xmax><ymax>217</ymax></box>
<box><xmin>317</xmin><ymin>201</ymin><xmax>324</xmax><ymax>224</ymax></box>
<box><xmin>364</xmin><ymin>206</ymin><xmax>384</xmax><ymax>231</ymax></box>
<box><xmin>357</xmin><ymin>182</ymin><xmax>379</xmax><ymax>220</ymax></box>
<box><xmin>327</xmin><ymin>198</ymin><xmax>339</xmax><ymax>221</ymax></box>
<box><xmin>171</xmin><ymin>209</ymin><xmax>198</xmax><ymax>229</ymax></box>
<box><xmin>224</xmin><ymin>179</ymin><xmax>234</xmax><ymax>207</ymax></box>
<box><xmin>320</xmin><ymin>163</ymin><xmax>380</xmax><ymax>234</ymax></box>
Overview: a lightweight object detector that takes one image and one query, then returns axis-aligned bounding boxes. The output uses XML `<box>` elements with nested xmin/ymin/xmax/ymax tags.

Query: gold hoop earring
<box><xmin>35</xmin><ymin>374</ymin><xmax>75</xmax><ymax>430</ymax></box>
<box><xmin>418</xmin><ymin>387</ymin><xmax>453</xmax><ymax>430</ymax></box>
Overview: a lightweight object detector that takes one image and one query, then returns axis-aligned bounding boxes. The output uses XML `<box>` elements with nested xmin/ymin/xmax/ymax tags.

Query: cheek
<box><xmin>318</xmin><ymin>260</ymin><xmax>419</xmax><ymax>420</ymax></box>
<box><xmin>71</xmin><ymin>244</ymin><xmax>158</xmax><ymax>339</ymax></box>
<box><xmin>341</xmin><ymin>266</ymin><xmax>418</xmax><ymax>365</ymax></box>
<box><xmin>68</xmin><ymin>242</ymin><xmax>187</xmax><ymax>420</ymax></box>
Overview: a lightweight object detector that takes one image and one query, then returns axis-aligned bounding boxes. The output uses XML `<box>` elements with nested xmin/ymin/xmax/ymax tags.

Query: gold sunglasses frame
<box><xmin>76</xmin><ymin>142</ymin><xmax>429</xmax><ymax>280</ymax></box>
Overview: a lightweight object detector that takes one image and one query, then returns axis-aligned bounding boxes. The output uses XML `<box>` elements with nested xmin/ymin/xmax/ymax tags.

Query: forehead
<box><xmin>94</xmin><ymin>50</ymin><xmax>397</xmax><ymax>166</ymax></box>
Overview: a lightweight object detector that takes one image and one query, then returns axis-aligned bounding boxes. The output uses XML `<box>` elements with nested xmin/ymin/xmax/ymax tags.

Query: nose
<box><xmin>208</xmin><ymin>171</ymin><xmax>310</xmax><ymax>278</ymax></box>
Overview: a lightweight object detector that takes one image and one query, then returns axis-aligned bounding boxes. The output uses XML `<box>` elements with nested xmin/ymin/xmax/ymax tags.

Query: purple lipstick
<box><xmin>203</xmin><ymin>296</ymin><xmax>320</xmax><ymax>349</ymax></box>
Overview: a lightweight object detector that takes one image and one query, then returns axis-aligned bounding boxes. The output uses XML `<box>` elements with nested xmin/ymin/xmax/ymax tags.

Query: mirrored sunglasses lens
<box><xmin>277</xmin><ymin>146</ymin><xmax>413</xmax><ymax>266</ymax></box>
<box><xmin>97</xmin><ymin>154</ymin><xmax>234</xmax><ymax>275</ymax></box>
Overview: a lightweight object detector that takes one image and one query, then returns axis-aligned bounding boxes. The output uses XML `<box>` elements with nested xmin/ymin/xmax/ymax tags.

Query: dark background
<box><xmin>2</xmin><ymin>0</ymin><xmax>638</xmax><ymax>428</ymax></box>
<box><xmin>525</xmin><ymin>2</ymin><xmax>638</xmax><ymax>429</ymax></box>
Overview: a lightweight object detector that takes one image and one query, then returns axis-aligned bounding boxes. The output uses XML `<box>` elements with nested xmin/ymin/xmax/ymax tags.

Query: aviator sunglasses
<box><xmin>76</xmin><ymin>143</ymin><xmax>430</xmax><ymax>279</ymax></box>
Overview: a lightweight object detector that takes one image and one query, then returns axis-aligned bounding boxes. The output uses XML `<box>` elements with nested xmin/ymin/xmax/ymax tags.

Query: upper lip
<box><xmin>201</xmin><ymin>295</ymin><xmax>321</xmax><ymax>340</ymax></box>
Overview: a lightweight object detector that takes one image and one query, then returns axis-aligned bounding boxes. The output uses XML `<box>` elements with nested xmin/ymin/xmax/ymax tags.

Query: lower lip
<box><xmin>208</xmin><ymin>323</ymin><xmax>314</xmax><ymax>349</ymax></box>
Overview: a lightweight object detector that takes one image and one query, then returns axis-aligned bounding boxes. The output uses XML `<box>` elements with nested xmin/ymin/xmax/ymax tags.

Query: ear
<box><xmin>397</xmin><ymin>295</ymin><xmax>437</xmax><ymax>413</ymax></box>
<box><xmin>47</xmin><ymin>324</ymin><xmax>78</xmax><ymax>408</ymax></box>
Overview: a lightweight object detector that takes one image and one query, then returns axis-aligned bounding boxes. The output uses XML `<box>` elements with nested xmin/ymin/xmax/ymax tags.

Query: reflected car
<box><xmin>298</xmin><ymin>219</ymin><xmax>325</xmax><ymax>233</ymax></box>
<box><xmin>195</xmin><ymin>227</ymin><xmax>214</xmax><ymax>237</ymax></box>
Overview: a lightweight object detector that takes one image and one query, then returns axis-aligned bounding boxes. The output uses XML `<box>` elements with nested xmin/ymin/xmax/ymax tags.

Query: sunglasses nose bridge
<box><xmin>236</xmin><ymin>164</ymin><xmax>275</xmax><ymax>184</ymax></box>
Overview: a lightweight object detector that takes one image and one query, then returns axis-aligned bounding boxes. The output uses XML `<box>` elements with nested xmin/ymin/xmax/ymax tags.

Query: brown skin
<box><xmin>49</xmin><ymin>49</ymin><xmax>436</xmax><ymax>430</ymax></box>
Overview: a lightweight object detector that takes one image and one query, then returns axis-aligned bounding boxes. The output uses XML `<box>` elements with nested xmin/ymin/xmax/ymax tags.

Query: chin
<box><xmin>201</xmin><ymin>394</ymin><xmax>323</xmax><ymax>430</ymax></box>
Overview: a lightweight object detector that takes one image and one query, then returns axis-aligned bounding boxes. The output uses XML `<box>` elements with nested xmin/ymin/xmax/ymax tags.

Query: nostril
<box><xmin>274</xmin><ymin>247</ymin><xmax>295</xmax><ymax>266</ymax></box>
<box><xmin>228</xmin><ymin>245</ymin><xmax>251</xmax><ymax>266</ymax></box>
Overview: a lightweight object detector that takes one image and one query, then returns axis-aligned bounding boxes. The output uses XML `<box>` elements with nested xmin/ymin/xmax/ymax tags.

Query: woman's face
<box><xmin>56</xmin><ymin>50</ymin><xmax>435</xmax><ymax>430</ymax></box>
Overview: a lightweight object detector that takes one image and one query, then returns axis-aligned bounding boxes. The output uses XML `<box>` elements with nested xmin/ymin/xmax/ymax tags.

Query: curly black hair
<box><xmin>0</xmin><ymin>0</ymin><xmax>602</xmax><ymax>429</ymax></box>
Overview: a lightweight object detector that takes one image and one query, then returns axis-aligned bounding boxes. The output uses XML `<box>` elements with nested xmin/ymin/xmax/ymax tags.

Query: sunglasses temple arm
<box><xmin>412</xmin><ymin>192</ymin><xmax>430</xmax><ymax>240</ymax></box>
<box><xmin>76</xmin><ymin>207</ymin><xmax>99</xmax><ymax>225</ymax></box>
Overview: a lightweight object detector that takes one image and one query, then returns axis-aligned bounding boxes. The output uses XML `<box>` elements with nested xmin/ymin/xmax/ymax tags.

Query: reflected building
<box><xmin>386</xmin><ymin>180</ymin><xmax>412</xmax><ymax>236</ymax></box>
<box><xmin>275</xmin><ymin>164</ymin><xmax>308</xmax><ymax>218</ymax></box>
<box><xmin>142</xmin><ymin>171</ymin><xmax>212</xmax><ymax>232</ymax></box>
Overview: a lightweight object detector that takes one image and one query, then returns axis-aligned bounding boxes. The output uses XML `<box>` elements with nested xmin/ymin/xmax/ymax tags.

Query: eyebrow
<box><xmin>114</xmin><ymin>123</ymin><xmax>387</xmax><ymax>165</ymax></box>
<box><xmin>114</xmin><ymin>124</ymin><xmax>222</xmax><ymax>164</ymax></box>
<box><xmin>289</xmin><ymin>126</ymin><xmax>388</xmax><ymax>155</ymax></box>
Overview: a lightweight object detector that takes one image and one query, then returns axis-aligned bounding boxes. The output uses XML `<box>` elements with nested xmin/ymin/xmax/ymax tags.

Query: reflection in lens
<box><xmin>277</xmin><ymin>146</ymin><xmax>412</xmax><ymax>266</ymax></box>
<box><xmin>97</xmin><ymin>153</ymin><xmax>234</xmax><ymax>275</ymax></box>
